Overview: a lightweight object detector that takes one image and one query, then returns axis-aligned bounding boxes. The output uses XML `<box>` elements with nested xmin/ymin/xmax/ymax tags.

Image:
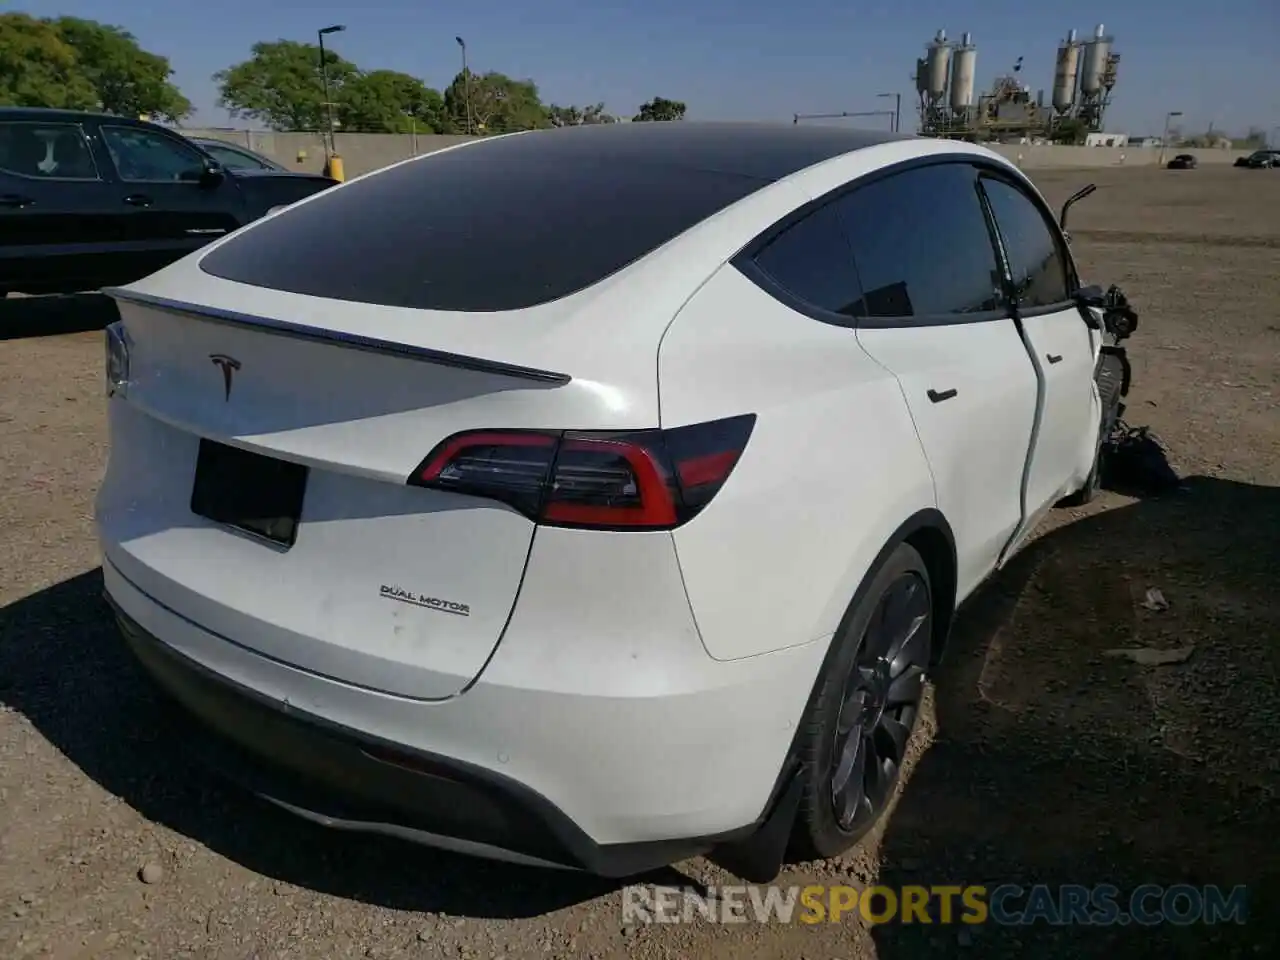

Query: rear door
<box><xmin>839</xmin><ymin>161</ymin><xmax>1040</xmax><ymax>600</ymax></box>
<box><xmin>95</xmin><ymin>123</ymin><xmax>245</xmax><ymax>275</ymax></box>
<box><xmin>979</xmin><ymin>173</ymin><xmax>1099</xmax><ymax>546</ymax></box>
<box><xmin>0</xmin><ymin>118</ymin><xmax>125</xmax><ymax>293</ymax></box>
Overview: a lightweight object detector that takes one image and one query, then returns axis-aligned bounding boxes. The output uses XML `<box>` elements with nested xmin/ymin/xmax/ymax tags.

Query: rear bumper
<box><xmin>111</xmin><ymin>599</ymin><xmax>745</xmax><ymax>876</ymax></box>
<box><xmin>101</xmin><ymin>550</ymin><xmax>829</xmax><ymax>874</ymax></box>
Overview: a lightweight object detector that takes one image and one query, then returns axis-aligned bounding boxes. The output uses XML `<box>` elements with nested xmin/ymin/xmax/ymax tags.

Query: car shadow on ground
<box><xmin>1</xmin><ymin>477</ymin><xmax>1277</xmax><ymax>935</ymax></box>
<box><xmin>868</xmin><ymin>475</ymin><xmax>1280</xmax><ymax>959</ymax></box>
<box><xmin>0</xmin><ymin>293</ymin><xmax>118</xmax><ymax>340</ymax></box>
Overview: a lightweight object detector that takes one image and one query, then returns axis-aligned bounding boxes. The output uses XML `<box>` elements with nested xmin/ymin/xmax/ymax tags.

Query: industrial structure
<box><xmin>915</xmin><ymin>24</ymin><xmax>1120</xmax><ymax>142</ymax></box>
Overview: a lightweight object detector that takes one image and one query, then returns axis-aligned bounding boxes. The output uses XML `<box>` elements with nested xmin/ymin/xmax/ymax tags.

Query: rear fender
<box><xmin>709</xmin><ymin>508</ymin><xmax>958</xmax><ymax>883</ymax></box>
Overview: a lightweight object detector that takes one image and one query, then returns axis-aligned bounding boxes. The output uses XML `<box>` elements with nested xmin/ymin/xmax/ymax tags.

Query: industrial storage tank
<box><xmin>1052</xmin><ymin>29</ymin><xmax>1080</xmax><ymax>113</ymax></box>
<box><xmin>1080</xmin><ymin>23</ymin><xmax>1112</xmax><ymax>95</ymax></box>
<box><xmin>925</xmin><ymin>29</ymin><xmax>952</xmax><ymax>101</ymax></box>
<box><xmin>949</xmin><ymin>33</ymin><xmax>977</xmax><ymax>111</ymax></box>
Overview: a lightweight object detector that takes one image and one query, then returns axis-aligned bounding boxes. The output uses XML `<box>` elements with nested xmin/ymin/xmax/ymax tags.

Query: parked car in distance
<box><xmin>0</xmin><ymin>107</ymin><xmax>337</xmax><ymax>297</ymax></box>
<box><xmin>1234</xmin><ymin>149</ymin><xmax>1280</xmax><ymax>169</ymax></box>
<box><xmin>97</xmin><ymin>122</ymin><xmax>1137</xmax><ymax>882</ymax></box>
<box><xmin>188</xmin><ymin>136</ymin><xmax>287</xmax><ymax>173</ymax></box>
<box><xmin>1166</xmin><ymin>154</ymin><xmax>1197</xmax><ymax>169</ymax></box>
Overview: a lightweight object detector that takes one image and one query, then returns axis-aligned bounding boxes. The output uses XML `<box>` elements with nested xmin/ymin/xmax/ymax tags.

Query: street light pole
<box><xmin>455</xmin><ymin>36</ymin><xmax>474</xmax><ymax>135</ymax></box>
<box><xmin>1157</xmin><ymin>110</ymin><xmax>1182</xmax><ymax>166</ymax></box>
<box><xmin>878</xmin><ymin>92</ymin><xmax>902</xmax><ymax>133</ymax></box>
<box><xmin>317</xmin><ymin>24</ymin><xmax>345</xmax><ymax>156</ymax></box>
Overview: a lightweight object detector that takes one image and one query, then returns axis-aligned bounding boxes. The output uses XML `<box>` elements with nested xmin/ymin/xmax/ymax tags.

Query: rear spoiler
<box><xmin>102</xmin><ymin>287</ymin><xmax>572</xmax><ymax>386</ymax></box>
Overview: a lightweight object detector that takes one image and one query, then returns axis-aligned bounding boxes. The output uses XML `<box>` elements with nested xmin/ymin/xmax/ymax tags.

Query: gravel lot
<box><xmin>2</xmin><ymin>165</ymin><xmax>1278</xmax><ymax>959</ymax></box>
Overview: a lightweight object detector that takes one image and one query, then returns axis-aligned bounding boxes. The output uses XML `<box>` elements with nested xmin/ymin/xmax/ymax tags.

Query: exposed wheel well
<box><xmin>903</xmin><ymin>523</ymin><xmax>957</xmax><ymax>665</ymax></box>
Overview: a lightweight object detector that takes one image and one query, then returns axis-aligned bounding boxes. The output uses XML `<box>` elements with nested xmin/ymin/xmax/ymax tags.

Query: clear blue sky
<box><xmin>19</xmin><ymin>0</ymin><xmax>1280</xmax><ymax>136</ymax></box>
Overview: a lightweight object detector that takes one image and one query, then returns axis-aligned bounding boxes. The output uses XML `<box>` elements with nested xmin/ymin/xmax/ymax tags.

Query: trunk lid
<box><xmin>101</xmin><ymin>282</ymin><xmax>665</xmax><ymax>700</ymax></box>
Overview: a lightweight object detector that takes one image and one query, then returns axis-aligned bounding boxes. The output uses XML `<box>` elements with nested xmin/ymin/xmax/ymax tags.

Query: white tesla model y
<box><xmin>96</xmin><ymin>122</ymin><xmax>1133</xmax><ymax>881</ymax></box>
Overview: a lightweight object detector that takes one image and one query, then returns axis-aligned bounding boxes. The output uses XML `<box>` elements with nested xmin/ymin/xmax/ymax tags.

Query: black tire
<box><xmin>788</xmin><ymin>542</ymin><xmax>933</xmax><ymax>862</ymax></box>
<box><xmin>1060</xmin><ymin>351</ymin><xmax>1125</xmax><ymax>507</ymax></box>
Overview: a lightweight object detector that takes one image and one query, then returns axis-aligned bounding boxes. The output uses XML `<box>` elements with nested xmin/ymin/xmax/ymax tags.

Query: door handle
<box><xmin>123</xmin><ymin>194</ymin><xmax>153</xmax><ymax>207</ymax></box>
<box><xmin>0</xmin><ymin>194</ymin><xmax>34</xmax><ymax>209</ymax></box>
<box><xmin>1047</xmin><ymin>353</ymin><xmax>1063</xmax><ymax>364</ymax></box>
<box><xmin>927</xmin><ymin>388</ymin><xmax>958</xmax><ymax>404</ymax></box>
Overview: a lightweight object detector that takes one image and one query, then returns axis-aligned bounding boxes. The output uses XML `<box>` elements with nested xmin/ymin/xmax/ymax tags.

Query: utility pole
<box><xmin>317</xmin><ymin>24</ymin><xmax>346</xmax><ymax>157</ymax></box>
<box><xmin>456</xmin><ymin>36</ymin><xmax>474</xmax><ymax>135</ymax></box>
<box><xmin>878</xmin><ymin>92</ymin><xmax>902</xmax><ymax>133</ymax></box>
<box><xmin>1158</xmin><ymin>109</ymin><xmax>1182</xmax><ymax>166</ymax></box>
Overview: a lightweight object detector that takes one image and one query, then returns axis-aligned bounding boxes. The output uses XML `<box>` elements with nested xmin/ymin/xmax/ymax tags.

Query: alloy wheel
<box><xmin>829</xmin><ymin>571</ymin><xmax>932</xmax><ymax>833</ymax></box>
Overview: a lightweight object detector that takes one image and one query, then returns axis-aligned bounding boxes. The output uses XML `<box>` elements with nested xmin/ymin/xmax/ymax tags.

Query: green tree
<box><xmin>443</xmin><ymin>69</ymin><xmax>549</xmax><ymax>134</ymax></box>
<box><xmin>633</xmin><ymin>97</ymin><xmax>686</xmax><ymax>122</ymax></box>
<box><xmin>0</xmin><ymin>13</ymin><xmax>98</xmax><ymax>109</ymax></box>
<box><xmin>215</xmin><ymin>40</ymin><xmax>358</xmax><ymax>131</ymax></box>
<box><xmin>339</xmin><ymin>70</ymin><xmax>447</xmax><ymax>133</ymax></box>
<box><xmin>51</xmin><ymin>17</ymin><xmax>191</xmax><ymax>121</ymax></box>
<box><xmin>547</xmin><ymin>102</ymin><xmax>617</xmax><ymax>126</ymax></box>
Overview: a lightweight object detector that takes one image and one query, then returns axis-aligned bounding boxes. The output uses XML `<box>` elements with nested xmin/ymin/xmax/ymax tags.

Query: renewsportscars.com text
<box><xmin>622</xmin><ymin>883</ymin><xmax>1249</xmax><ymax>927</ymax></box>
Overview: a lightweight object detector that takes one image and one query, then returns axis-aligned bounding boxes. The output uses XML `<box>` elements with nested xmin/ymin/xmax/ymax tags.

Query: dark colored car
<box><xmin>0</xmin><ymin>108</ymin><xmax>337</xmax><ymax>297</ymax></box>
<box><xmin>1166</xmin><ymin>154</ymin><xmax>1197</xmax><ymax>169</ymax></box>
<box><xmin>1234</xmin><ymin>149</ymin><xmax>1280</xmax><ymax>169</ymax></box>
<box><xmin>188</xmin><ymin>137</ymin><xmax>287</xmax><ymax>173</ymax></box>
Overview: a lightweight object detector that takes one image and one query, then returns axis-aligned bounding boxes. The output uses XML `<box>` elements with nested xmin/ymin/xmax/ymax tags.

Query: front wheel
<box><xmin>788</xmin><ymin>542</ymin><xmax>933</xmax><ymax>861</ymax></box>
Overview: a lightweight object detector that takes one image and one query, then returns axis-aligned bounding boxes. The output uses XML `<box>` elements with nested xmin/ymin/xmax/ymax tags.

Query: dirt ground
<box><xmin>1</xmin><ymin>165</ymin><xmax>1278</xmax><ymax>960</ymax></box>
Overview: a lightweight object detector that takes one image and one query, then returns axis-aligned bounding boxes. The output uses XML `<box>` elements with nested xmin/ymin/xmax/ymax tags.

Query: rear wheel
<box><xmin>789</xmin><ymin>542</ymin><xmax>933</xmax><ymax>861</ymax></box>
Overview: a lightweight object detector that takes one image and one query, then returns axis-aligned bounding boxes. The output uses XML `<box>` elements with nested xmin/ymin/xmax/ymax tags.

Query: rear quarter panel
<box><xmin>657</xmin><ymin>264</ymin><xmax>937</xmax><ymax>662</ymax></box>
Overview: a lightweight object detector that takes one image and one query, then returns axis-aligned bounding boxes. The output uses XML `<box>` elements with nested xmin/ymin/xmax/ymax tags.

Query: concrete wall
<box><xmin>987</xmin><ymin>144</ymin><xmax>1248</xmax><ymax>169</ymax></box>
<box><xmin>184</xmin><ymin>128</ymin><xmax>1252</xmax><ymax>178</ymax></box>
<box><xmin>185</xmin><ymin>129</ymin><xmax>475</xmax><ymax>177</ymax></box>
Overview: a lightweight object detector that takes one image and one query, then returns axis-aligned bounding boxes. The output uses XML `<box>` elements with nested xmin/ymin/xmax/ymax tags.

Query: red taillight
<box><xmin>407</xmin><ymin>415</ymin><xmax>756</xmax><ymax>530</ymax></box>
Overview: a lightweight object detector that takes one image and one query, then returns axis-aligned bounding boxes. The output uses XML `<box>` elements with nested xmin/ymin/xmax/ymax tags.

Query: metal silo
<box><xmin>1052</xmin><ymin>29</ymin><xmax>1080</xmax><ymax>113</ymax></box>
<box><xmin>1080</xmin><ymin>23</ymin><xmax>1113</xmax><ymax>96</ymax></box>
<box><xmin>949</xmin><ymin>32</ymin><xmax>977</xmax><ymax>111</ymax></box>
<box><xmin>925</xmin><ymin>29</ymin><xmax>952</xmax><ymax>102</ymax></box>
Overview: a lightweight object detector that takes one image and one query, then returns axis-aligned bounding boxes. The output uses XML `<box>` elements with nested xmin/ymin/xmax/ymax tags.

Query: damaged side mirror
<box><xmin>1076</xmin><ymin>283</ymin><xmax>1139</xmax><ymax>341</ymax></box>
<box><xmin>1073</xmin><ymin>284</ymin><xmax>1106</xmax><ymax>330</ymax></box>
<box><xmin>1074</xmin><ymin>284</ymin><xmax>1107</xmax><ymax>308</ymax></box>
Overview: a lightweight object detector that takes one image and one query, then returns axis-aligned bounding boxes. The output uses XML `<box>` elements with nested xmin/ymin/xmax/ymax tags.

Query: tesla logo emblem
<box><xmin>209</xmin><ymin>354</ymin><xmax>241</xmax><ymax>401</ymax></box>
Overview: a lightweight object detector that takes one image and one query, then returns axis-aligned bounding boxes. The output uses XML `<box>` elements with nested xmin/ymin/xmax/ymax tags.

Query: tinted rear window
<box><xmin>199</xmin><ymin>132</ymin><xmax>770</xmax><ymax>312</ymax></box>
<box><xmin>752</xmin><ymin>204</ymin><xmax>863</xmax><ymax>317</ymax></box>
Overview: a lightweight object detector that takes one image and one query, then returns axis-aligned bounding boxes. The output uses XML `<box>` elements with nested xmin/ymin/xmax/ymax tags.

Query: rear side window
<box><xmin>835</xmin><ymin>162</ymin><xmax>1004</xmax><ymax>319</ymax></box>
<box><xmin>199</xmin><ymin>136</ymin><xmax>770</xmax><ymax>313</ymax></box>
<box><xmin>980</xmin><ymin>176</ymin><xmax>1071</xmax><ymax>308</ymax></box>
<box><xmin>0</xmin><ymin>121</ymin><xmax>99</xmax><ymax>180</ymax></box>
<box><xmin>751</xmin><ymin>204</ymin><xmax>862</xmax><ymax>317</ymax></box>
